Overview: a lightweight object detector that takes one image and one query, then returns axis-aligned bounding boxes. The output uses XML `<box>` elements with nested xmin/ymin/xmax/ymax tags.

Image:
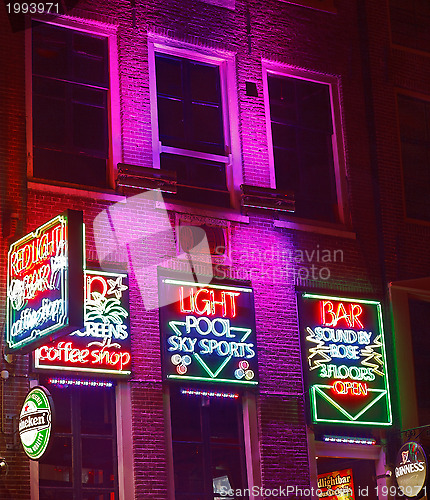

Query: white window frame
<box><xmin>262</xmin><ymin>60</ymin><xmax>348</xmax><ymax>225</ymax></box>
<box><xmin>26</xmin><ymin>17</ymin><xmax>121</xmax><ymax>190</ymax></box>
<box><xmin>148</xmin><ymin>36</ymin><xmax>243</xmax><ymax>209</ymax></box>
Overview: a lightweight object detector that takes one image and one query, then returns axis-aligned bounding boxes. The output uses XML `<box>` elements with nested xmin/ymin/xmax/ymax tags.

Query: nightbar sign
<box><xmin>19</xmin><ymin>386</ymin><xmax>54</xmax><ymax>460</ymax></box>
<box><xmin>158</xmin><ymin>276</ymin><xmax>258</xmax><ymax>386</ymax></box>
<box><xmin>34</xmin><ymin>270</ymin><xmax>131</xmax><ymax>377</ymax></box>
<box><xmin>298</xmin><ymin>293</ymin><xmax>392</xmax><ymax>426</ymax></box>
<box><xmin>6</xmin><ymin>211</ymin><xmax>84</xmax><ymax>353</ymax></box>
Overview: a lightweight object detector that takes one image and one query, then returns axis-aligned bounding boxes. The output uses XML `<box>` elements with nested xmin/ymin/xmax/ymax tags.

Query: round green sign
<box><xmin>19</xmin><ymin>386</ymin><xmax>54</xmax><ymax>460</ymax></box>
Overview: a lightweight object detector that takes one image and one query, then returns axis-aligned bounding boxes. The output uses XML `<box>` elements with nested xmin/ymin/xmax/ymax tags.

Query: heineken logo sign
<box><xmin>19</xmin><ymin>386</ymin><xmax>54</xmax><ymax>460</ymax></box>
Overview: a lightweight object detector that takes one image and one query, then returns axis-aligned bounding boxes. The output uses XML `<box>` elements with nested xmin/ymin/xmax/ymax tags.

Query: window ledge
<box><xmin>274</xmin><ymin>218</ymin><xmax>356</xmax><ymax>239</ymax></box>
<box><xmin>156</xmin><ymin>200</ymin><xmax>249</xmax><ymax>224</ymax></box>
<box><xmin>28</xmin><ymin>179</ymin><xmax>126</xmax><ymax>203</ymax></box>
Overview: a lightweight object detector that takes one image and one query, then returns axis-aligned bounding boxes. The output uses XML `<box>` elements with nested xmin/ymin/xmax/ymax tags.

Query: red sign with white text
<box><xmin>34</xmin><ymin>270</ymin><xmax>131</xmax><ymax>377</ymax></box>
<box><xmin>317</xmin><ymin>469</ymin><xmax>355</xmax><ymax>499</ymax></box>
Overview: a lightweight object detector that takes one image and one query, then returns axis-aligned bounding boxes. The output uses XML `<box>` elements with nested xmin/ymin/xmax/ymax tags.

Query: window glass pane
<box><xmin>158</xmin><ymin>96</ymin><xmax>185</xmax><ymax>145</ymax></box>
<box><xmin>33</xmin><ymin>148</ymin><xmax>108</xmax><ymax>187</ymax></box>
<box><xmin>32</xmin><ymin>23</ymin><xmax>67</xmax><ymax>78</ymax></box>
<box><xmin>171</xmin><ymin>390</ymin><xmax>202</xmax><ymax>442</ymax></box>
<box><xmin>39</xmin><ymin>437</ymin><xmax>73</xmax><ymax>486</ymax></box>
<box><xmin>48</xmin><ymin>386</ymin><xmax>72</xmax><ymax>434</ymax></box>
<box><xmin>81</xmin><ymin>438</ymin><xmax>115</xmax><ymax>487</ymax></box>
<box><xmin>156</xmin><ymin>52</ymin><xmax>225</xmax><ymax>156</ymax></box>
<box><xmin>73</xmin><ymin>102</ymin><xmax>108</xmax><ymax>153</ymax></box>
<box><xmin>32</xmin><ymin>22</ymin><xmax>109</xmax><ymax>187</ymax></box>
<box><xmin>209</xmin><ymin>398</ymin><xmax>240</xmax><ymax>443</ymax></box>
<box><xmin>173</xmin><ymin>442</ymin><xmax>205</xmax><ymax>494</ymax></box>
<box><xmin>189</xmin><ymin>62</ymin><xmax>220</xmax><ymax>104</ymax></box>
<box><xmin>80</xmin><ymin>388</ymin><xmax>114</xmax><ymax>435</ymax></box>
<box><xmin>271</xmin><ymin>122</ymin><xmax>296</xmax><ymax>150</ymax></box>
<box><xmin>72</xmin><ymin>33</ymin><xmax>108</xmax><ymax>87</ymax></box>
<box><xmin>156</xmin><ymin>55</ymin><xmax>183</xmax><ymax>98</ymax></box>
<box><xmin>82</xmin><ymin>493</ymin><xmax>117</xmax><ymax>500</ymax></box>
<box><xmin>33</xmin><ymin>94</ymin><xmax>66</xmax><ymax>147</ymax></box>
<box><xmin>211</xmin><ymin>446</ymin><xmax>247</xmax><ymax>498</ymax></box>
<box><xmin>39</xmin><ymin>489</ymin><xmax>74</xmax><ymax>500</ymax></box>
<box><xmin>269</xmin><ymin>73</ymin><xmax>337</xmax><ymax>221</ymax></box>
<box><xmin>191</xmin><ymin>103</ymin><xmax>224</xmax><ymax>153</ymax></box>
<box><xmin>297</xmin><ymin>79</ymin><xmax>332</xmax><ymax>133</ymax></box>
<box><xmin>398</xmin><ymin>96</ymin><xmax>427</xmax><ymax>141</ymax></box>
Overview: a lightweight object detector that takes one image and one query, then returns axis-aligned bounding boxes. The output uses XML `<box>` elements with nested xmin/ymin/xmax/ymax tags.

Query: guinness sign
<box><xmin>395</xmin><ymin>441</ymin><xmax>427</xmax><ymax>498</ymax></box>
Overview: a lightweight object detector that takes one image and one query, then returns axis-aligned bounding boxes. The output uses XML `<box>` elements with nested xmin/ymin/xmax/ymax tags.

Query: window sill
<box><xmin>274</xmin><ymin>217</ymin><xmax>356</xmax><ymax>239</ymax></box>
<box><xmin>156</xmin><ymin>199</ymin><xmax>249</xmax><ymax>224</ymax></box>
<box><xmin>28</xmin><ymin>179</ymin><xmax>126</xmax><ymax>203</ymax></box>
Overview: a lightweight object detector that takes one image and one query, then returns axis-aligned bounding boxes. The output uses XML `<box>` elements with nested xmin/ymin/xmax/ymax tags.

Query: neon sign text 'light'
<box><xmin>6</xmin><ymin>211</ymin><xmax>84</xmax><ymax>354</ymax></box>
<box><xmin>159</xmin><ymin>277</ymin><xmax>258</xmax><ymax>386</ymax></box>
<box><xmin>298</xmin><ymin>294</ymin><xmax>392</xmax><ymax>426</ymax></box>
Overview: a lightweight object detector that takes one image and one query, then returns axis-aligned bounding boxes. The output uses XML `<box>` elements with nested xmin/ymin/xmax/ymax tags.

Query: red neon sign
<box><xmin>179</xmin><ymin>286</ymin><xmax>240</xmax><ymax>318</ymax></box>
<box><xmin>320</xmin><ymin>300</ymin><xmax>364</xmax><ymax>328</ymax></box>
<box><xmin>332</xmin><ymin>380</ymin><xmax>368</xmax><ymax>397</ymax></box>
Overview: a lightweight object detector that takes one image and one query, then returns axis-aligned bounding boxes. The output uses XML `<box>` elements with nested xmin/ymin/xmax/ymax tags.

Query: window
<box><xmin>150</xmin><ymin>42</ymin><xmax>241</xmax><ymax>208</ymax></box>
<box><xmin>397</xmin><ymin>94</ymin><xmax>430</xmax><ymax>221</ymax></box>
<box><xmin>170</xmin><ymin>388</ymin><xmax>248</xmax><ymax>500</ymax></box>
<box><xmin>38</xmin><ymin>383</ymin><xmax>119</xmax><ymax>500</ymax></box>
<box><xmin>264</xmin><ymin>67</ymin><xmax>342</xmax><ymax>223</ymax></box>
<box><xmin>390</xmin><ymin>0</ymin><xmax>430</xmax><ymax>52</ymax></box>
<box><xmin>31</xmin><ymin>22</ymin><xmax>111</xmax><ymax>188</ymax></box>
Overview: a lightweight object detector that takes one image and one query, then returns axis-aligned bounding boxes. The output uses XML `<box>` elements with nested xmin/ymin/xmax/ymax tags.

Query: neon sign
<box><xmin>6</xmin><ymin>211</ymin><xmax>84</xmax><ymax>353</ymax></box>
<box><xmin>159</xmin><ymin>276</ymin><xmax>258</xmax><ymax>385</ymax></box>
<box><xmin>298</xmin><ymin>294</ymin><xmax>392</xmax><ymax>426</ymax></box>
<box><xmin>34</xmin><ymin>270</ymin><xmax>131</xmax><ymax>377</ymax></box>
<box><xmin>317</xmin><ymin>469</ymin><xmax>355</xmax><ymax>500</ymax></box>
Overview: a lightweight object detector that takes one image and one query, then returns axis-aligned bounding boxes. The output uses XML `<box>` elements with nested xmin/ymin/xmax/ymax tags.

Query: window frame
<box><xmin>30</xmin><ymin>382</ymin><xmax>134</xmax><ymax>500</ymax></box>
<box><xmin>396</xmin><ymin>90</ymin><xmax>430</xmax><ymax>223</ymax></box>
<box><xmin>164</xmin><ymin>386</ymin><xmax>260</xmax><ymax>500</ymax></box>
<box><xmin>148</xmin><ymin>36</ymin><xmax>243</xmax><ymax>209</ymax></box>
<box><xmin>26</xmin><ymin>17</ymin><xmax>121</xmax><ymax>191</ymax></box>
<box><xmin>262</xmin><ymin>60</ymin><xmax>348</xmax><ymax>225</ymax></box>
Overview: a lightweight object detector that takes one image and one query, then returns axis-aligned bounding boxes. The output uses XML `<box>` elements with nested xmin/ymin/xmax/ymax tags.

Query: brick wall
<box><xmin>0</xmin><ymin>0</ymin><xmax>404</xmax><ymax>498</ymax></box>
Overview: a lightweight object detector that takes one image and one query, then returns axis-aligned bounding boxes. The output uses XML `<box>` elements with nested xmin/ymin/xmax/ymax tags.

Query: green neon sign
<box><xmin>159</xmin><ymin>275</ymin><xmax>259</xmax><ymax>386</ymax></box>
<box><xmin>6</xmin><ymin>211</ymin><xmax>84</xmax><ymax>354</ymax></box>
<box><xmin>298</xmin><ymin>294</ymin><xmax>393</xmax><ymax>426</ymax></box>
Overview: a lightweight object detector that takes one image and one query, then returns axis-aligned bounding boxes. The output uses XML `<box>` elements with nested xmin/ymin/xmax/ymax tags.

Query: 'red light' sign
<box><xmin>6</xmin><ymin>211</ymin><xmax>84</xmax><ymax>354</ymax></box>
<box><xmin>298</xmin><ymin>293</ymin><xmax>392</xmax><ymax>426</ymax></box>
<box><xmin>159</xmin><ymin>275</ymin><xmax>258</xmax><ymax>386</ymax></box>
<box><xmin>34</xmin><ymin>270</ymin><xmax>131</xmax><ymax>377</ymax></box>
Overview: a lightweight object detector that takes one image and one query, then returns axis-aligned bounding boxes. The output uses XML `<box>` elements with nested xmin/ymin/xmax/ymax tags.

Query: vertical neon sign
<box><xmin>6</xmin><ymin>211</ymin><xmax>84</xmax><ymax>353</ymax></box>
<box><xmin>298</xmin><ymin>293</ymin><xmax>392</xmax><ymax>426</ymax></box>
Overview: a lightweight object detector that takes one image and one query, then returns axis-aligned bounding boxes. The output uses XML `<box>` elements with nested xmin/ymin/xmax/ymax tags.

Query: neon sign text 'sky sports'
<box><xmin>299</xmin><ymin>294</ymin><xmax>392</xmax><ymax>426</ymax></box>
<box><xmin>159</xmin><ymin>278</ymin><xmax>258</xmax><ymax>385</ymax></box>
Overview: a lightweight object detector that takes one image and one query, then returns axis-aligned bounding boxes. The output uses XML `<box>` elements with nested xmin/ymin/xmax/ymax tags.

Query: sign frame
<box><xmin>158</xmin><ymin>273</ymin><xmax>259</xmax><ymax>386</ymax></box>
<box><xmin>6</xmin><ymin>210</ymin><xmax>84</xmax><ymax>354</ymax></box>
<box><xmin>298</xmin><ymin>293</ymin><xmax>393</xmax><ymax>427</ymax></box>
<box><xmin>19</xmin><ymin>386</ymin><xmax>55</xmax><ymax>461</ymax></box>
